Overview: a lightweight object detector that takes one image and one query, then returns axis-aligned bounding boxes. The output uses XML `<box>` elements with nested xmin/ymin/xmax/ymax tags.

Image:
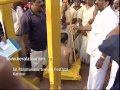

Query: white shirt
<box><xmin>65</xmin><ymin>7</ymin><xmax>77</xmax><ymax>23</ymax></box>
<box><xmin>80</xmin><ymin>5</ymin><xmax>95</xmax><ymax>26</ymax></box>
<box><xmin>15</xmin><ymin>6</ymin><xmax>23</xmax><ymax>19</ymax></box>
<box><xmin>12</xmin><ymin>9</ymin><xmax>20</xmax><ymax>33</ymax></box>
<box><xmin>87</xmin><ymin>6</ymin><xmax>118</xmax><ymax>55</ymax></box>
<box><xmin>61</xmin><ymin>7</ymin><xmax>77</xmax><ymax>31</ymax></box>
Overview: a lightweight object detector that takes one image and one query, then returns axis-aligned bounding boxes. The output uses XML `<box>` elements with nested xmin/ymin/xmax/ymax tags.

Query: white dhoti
<box><xmin>74</xmin><ymin>31</ymin><xmax>82</xmax><ymax>55</ymax></box>
<box><xmin>30</xmin><ymin>49</ymin><xmax>48</xmax><ymax>70</ymax></box>
<box><xmin>87</xmin><ymin>48</ymin><xmax>110</xmax><ymax>89</ymax></box>
<box><xmin>80</xmin><ymin>35</ymin><xmax>90</xmax><ymax>64</ymax></box>
<box><xmin>106</xmin><ymin>60</ymin><xmax>119</xmax><ymax>89</ymax></box>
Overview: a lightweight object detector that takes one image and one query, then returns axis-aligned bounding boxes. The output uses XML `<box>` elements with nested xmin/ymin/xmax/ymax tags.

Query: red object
<box><xmin>23</xmin><ymin>3</ymin><xmax>29</xmax><ymax>8</ymax></box>
<box><xmin>82</xmin><ymin>0</ymin><xmax>86</xmax><ymax>4</ymax></box>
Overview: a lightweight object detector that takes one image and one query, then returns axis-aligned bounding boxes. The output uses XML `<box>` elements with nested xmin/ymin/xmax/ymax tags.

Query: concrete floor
<box><xmin>25</xmin><ymin>63</ymin><xmax>110</xmax><ymax>90</ymax></box>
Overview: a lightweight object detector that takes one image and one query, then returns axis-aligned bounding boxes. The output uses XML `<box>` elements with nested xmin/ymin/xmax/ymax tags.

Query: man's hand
<box><xmin>62</xmin><ymin>25</ymin><xmax>67</xmax><ymax>29</ymax></box>
<box><xmin>61</xmin><ymin>22</ymin><xmax>67</xmax><ymax>29</ymax></box>
<box><xmin>81</xmin><ymin>31</ymin><xmax>87</xmax><ymax>36</ymax></box>
<box><xmin>25</xmin><ymin>46</ymin><xmax>31</xmax><ymax>54</ymax></box>
<box><xmin>89</xmin><ymin>19</ymin><xmax>94</xmax><ymax>24</ymax></box>
<box><xmin>70</xmin><ymin>24</ymin><xmax>78</xmax><ymax>30</ymax></box>
<box><xmin>96</xmin><ymin>57</ymin><xmax>105</xmax><ymax>69</ymax></box>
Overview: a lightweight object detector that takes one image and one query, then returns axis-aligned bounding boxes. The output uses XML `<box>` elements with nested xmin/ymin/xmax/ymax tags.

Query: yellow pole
<box><xmin>0</xmin><ymin>3</ymin><xmax>20</xmax><ymax>69</ymax></box>
<box><xmin>0</xmin><ymin>0</ymin><xmax>20</xmax><ymax>5</ymax></box>
<box><xmin>0</xmin><ymin>0</ymin><xmax>39</xmax><ymax>89</ymax></box>
<box><xmin>46</xmin><ymin>0</ymin><xmax>61</xmax><ymax>89</ymax></box>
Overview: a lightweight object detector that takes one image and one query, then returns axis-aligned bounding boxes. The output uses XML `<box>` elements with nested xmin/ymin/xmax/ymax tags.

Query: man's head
<box><xmin>74</xmin><ymin>0</ymin><xmax>81</xmax><ymax>7</ymax></box>
<box><xmin>23</xmin><ymin>0</ymin><xmax>29</xmax><ymax>3</ymax></box>
<box><xmin>86</xmin><ymin>0</ymin><xmax>94</xmax><ymax>7</ymax></box>
<box><xmin>113</xmin><ymin>0</ymin><xmax>119</xmax><ymax>9</ymax></box>
<box><xmin>30</xmin><ymin>0</ymin><xmax>44</xmax><ymax>12</ymax></box>
<box><xmin>62</xmin><ymin>0</ymin><xmax>68</xmax><ymax>11</ymax></box>
<box><xmin>95</xmin><ymin>0</ymin><xmax>114</xmax><ymax>11</ymax></box>
<box><xmin>61</xmin><ymin>33</ymin><xmax>68</xmax><ymax>44</ymax></box>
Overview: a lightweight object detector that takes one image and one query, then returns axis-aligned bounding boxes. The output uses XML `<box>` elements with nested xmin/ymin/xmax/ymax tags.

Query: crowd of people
<box><xmin>0</xmin><ymin>0</ymin><xmax>119</xmax><ymax>89</ymax></box>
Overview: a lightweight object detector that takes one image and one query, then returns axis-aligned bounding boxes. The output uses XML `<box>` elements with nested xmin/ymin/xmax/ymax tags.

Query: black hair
<box><xmin>105</xmin><ymin>0</ymin><xmax>114</xmax><ymax>6</ymax></box>
<box><xmin>61</xmin><ymin>33</ymin><xmax>68</xmax><ymax>43</ymax></box>
<box><xmin>62</xmin><ymin>0</ymin><xmax>74</xmax><ymax>3</ymax></box>
<box><xmin>30</xmin><ymin>0</ymin><xmax>37</xmax><ymax>3</ymax></box>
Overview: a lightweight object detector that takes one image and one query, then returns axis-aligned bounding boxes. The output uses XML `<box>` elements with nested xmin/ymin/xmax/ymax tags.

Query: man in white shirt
<box><xmin>77</xmin><ymin>0</ymin><xmax>95</xmax><ymax>65</ymax></box>
<box><xmin>12</xmin><ymin>9</ymin><xmax>26</xmax><ymax>59</ymax></box>
<box><xmin>13</xmin><ymin>1</ymin><xmax>24</xmax><ymax>19</ymax></box>
<box><xmin>72</xmin><ymin>0</ymin><xmax>118</xmax><ymax>89</ymax></box>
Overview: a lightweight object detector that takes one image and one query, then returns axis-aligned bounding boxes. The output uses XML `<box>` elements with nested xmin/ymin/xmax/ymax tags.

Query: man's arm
<box><xmin>22</xmin><ymin>34</ymin><xmax>30</xmax><ymax>53</ymax></box>
<box><xmin>96</xmin><ymin>53</ymin><xmax>106</xmax><ymax>69</ymax></box>
<box><xmin>78</xmin><ymin>18</ymin><xmax>82</xmax><ymax>26</ymax></box>
<box><xmin>20</xmin><ymin>14</ymin><xmax>30</xmax><ymax>53</ymax></box>
<box><xmin>73</xmin><ymin>24</ymin><xmax>92</xmax><ymax>31</ymax></box>
<box><xmin>96</xmin><ymin>29</ymin><xmax>119</xmax><ymax>69</ymax></box>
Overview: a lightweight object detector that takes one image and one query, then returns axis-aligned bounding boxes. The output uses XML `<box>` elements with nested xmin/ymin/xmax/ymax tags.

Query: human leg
<box><xmin>87</xmin><ymin>48</ymin><xmax>110</xmax><ymax>89</ymax></box>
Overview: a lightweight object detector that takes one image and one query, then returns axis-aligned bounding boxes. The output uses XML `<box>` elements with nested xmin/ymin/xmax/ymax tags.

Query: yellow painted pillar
<box><xmin>0</xmin><ymin>1</ymin><xmax>20</xmax><ymax>69</ymax></box>
<box><xmin>46</xmin><ymin>0</ymin><xmax>61</xmax><ymax>89</ymax></box>
<box><xmin>0</xmin><ymin>1</ymin><xmax>40</xmax><ymax>89</ymax></box>
<box><xmin>0</xmin><ymin>0</ymin><xmax>20</xmax><ymax>5</ymax></box>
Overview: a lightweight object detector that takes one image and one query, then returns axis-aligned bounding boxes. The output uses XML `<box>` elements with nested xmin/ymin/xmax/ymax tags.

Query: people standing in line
<box><xmin>20</xmin><ymin>0</ymin><xmax>47</xmax><ymax>80</ymax></box>
<box><xmin>72</xmin><ymin>0</ymin><xmax>118</xmax><ymax>89</ymax></box>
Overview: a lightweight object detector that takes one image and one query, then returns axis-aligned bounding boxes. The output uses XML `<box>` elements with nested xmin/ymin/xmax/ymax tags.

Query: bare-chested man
<box><xmin>0</xmin><ymin>56</ymin><xmax>29</xmax><ymax>89</ymax></box>
<box><xmin>61</xmin><ymin>33</ymin><xmax>74</xmax><ymax>69</ymax></box>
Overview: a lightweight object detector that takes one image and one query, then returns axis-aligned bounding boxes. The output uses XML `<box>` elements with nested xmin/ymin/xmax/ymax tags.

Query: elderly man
<box><xmin>72</xmin><ymin>0</ymin><xmax>118</xmax><ymax>89</ymax></box>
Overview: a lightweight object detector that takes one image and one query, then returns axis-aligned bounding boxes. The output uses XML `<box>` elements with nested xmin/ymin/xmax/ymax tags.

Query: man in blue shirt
<box><xmin>96</xmin><ymin>26</ymin><xmax>119</xmax><ymax>90</ymax></box>
<box><xmin>20</xmin><ymin>0</ymin><xmax>47</xmax><ymax>80</ymax></box>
